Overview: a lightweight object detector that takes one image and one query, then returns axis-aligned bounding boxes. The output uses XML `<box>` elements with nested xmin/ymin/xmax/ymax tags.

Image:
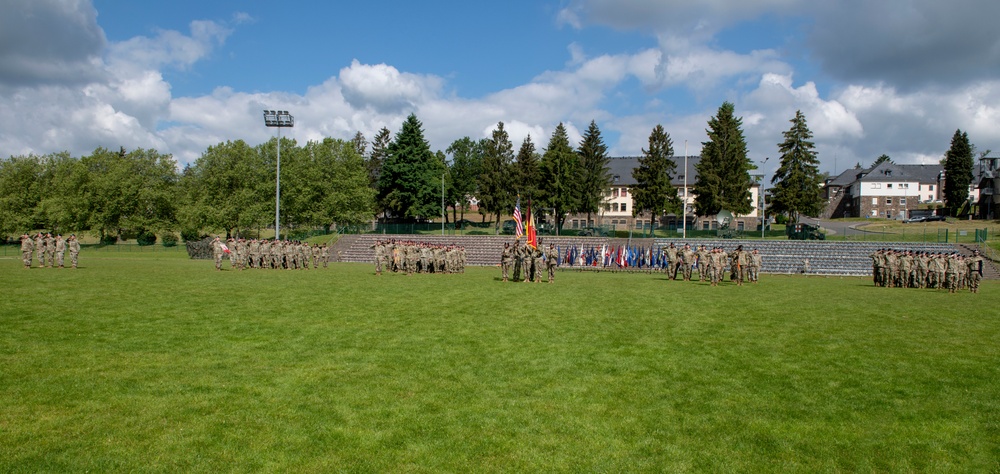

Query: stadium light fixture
<box><xmin>263</xmin><ymin>109</ymin><xmax>294</xmax><ymax>240</ymax></box>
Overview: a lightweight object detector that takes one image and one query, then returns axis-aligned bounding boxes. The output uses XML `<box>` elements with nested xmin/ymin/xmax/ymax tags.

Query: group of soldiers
<box><xmin>371</xmin><ymin>240</ymin><xmax>467</xmax><ymax>275</ymax></box>
<box><xmin>212</xmin><ymin>237</ymin><xmax>330</xmax><ymax>271</ymax></box>
<box><xmin>659</xmin><ymin>243</ymin><xmax>762</xmax><ymax>286</ymax></box>
<box><xmin>20</xmin><ymin>232</ymin><xmax>81</xmax><ymax>269</ymax></box>
<box><xmin>499</xmin><ymin>239</ymin><xmax>560</xmax><ymax>283</ymax></box>
<box><xmin>870</xmin><ymin>248</ymin><xmax>984</xmax><ymax>293</ymax></box>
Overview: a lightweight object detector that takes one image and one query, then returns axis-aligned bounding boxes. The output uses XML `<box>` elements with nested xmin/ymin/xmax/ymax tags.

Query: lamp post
<box><xmin>760</xmin><ymin>157</ymin><xmax>769</xmax><ymax>239</ymax></box>
<box><xmin>682</xmin><ymin>140</ymin><xmax>688</xmax><ymax>239</ymax></box>
<box><xmin>263</xmin><ymin>110</ymin><xmax>294</xmax><ymax>240</ymax></box>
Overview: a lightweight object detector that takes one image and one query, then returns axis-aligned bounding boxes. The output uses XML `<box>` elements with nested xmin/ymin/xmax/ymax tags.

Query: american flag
<box><xmin>513</xmin><ymin>196</ymin><xmax>524</xmax><ymax>238</ymax></box>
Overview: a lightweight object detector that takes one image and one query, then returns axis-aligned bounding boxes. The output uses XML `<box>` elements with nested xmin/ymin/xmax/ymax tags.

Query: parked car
<box><xmin>904</xmin><ymin>215</ymin><xmax>946</xmax><ymax>223</ymax></box>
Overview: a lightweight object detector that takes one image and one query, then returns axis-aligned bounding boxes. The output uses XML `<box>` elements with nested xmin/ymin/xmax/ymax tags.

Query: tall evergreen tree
<box><xmin>873</xmin><ymin>154</ymin><xmax>893</xmax><ymax>166</ymax></box>
<box><xmin>351</xmin><ymin>131</ymin><xmax>368</xmax><ymax>160</ymax></box>
<box><xmin>576</xmin><ymin>120</ymin><xmax>612</xmax><ymax>223</ymax></box>
<box><xmin>477</xmin><ymin>122</ymin><xmax>515</xmax><ymax>232</ymax></box>
<box><xmin>367</xmin><ymin>128</ymin><xmax>390</xmax><ymax>188</ymax></box>
<box><xmin>377</xmin><ymin>114</ymin><xmax>442</xmax><ymax>220</ymax></box>
<box><xmin>769</xmin><ymin>110</ymin><xmax>824</xmax><ymax>223</ymax></box>
<box><xmin>631</xmin><ymin>124</ymin><xmax>679</xmax><ymax>223</ymax></box>
<box><xmin>539</xmin><ymin>123</ymin><xmax>579</xmax><ymax>233</ymax></box>
<box><xmin>514</xmin><ymin>135</ymin><xmax>541</xmax><ymax>201</ymax></box>
<box><xmin>693</xmin><ymin>101</ymin><xmax>754</xmax><ymax>217</ymax></box>
<box><xmin>445</xmin><ymin>137</ymin><xmax>483</xmax><ymax>223</ymax></box>
<box><xmin>943</xmin><ymin>129</ymin><xmax>974</xmax><ymax>215</ymax></box>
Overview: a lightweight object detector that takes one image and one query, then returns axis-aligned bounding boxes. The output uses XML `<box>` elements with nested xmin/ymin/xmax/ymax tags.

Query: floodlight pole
<box><xmin>682</xmin><ymin>140</ymin><xmax>688</xmax><ymax>239</ymax></box>
<box><xmin>263</xmin><ymin>110</ymin><xmax>294</xmax><ymax>240</ymax></box>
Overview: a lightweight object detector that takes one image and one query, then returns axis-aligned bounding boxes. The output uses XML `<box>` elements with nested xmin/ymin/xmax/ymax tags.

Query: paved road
<box><xmin>799</xmin><ymin>216</ymin><xmax>877</xmax><ymax>238</ymax></box>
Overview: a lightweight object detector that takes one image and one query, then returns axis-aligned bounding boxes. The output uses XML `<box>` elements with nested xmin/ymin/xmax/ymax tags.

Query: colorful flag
<box><xmin>525</xmin><ymin>199</ymin><xmax>537</xmax><ymax>249</ymax></box>
<box><xmin>513</xmin><ymin>195</ymin><xmax>524</xmax><ymax>239</ymax></box>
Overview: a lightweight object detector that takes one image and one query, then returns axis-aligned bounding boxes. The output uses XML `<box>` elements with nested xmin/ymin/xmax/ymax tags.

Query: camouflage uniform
<box><xmin>500</xmin><ymin>242</ymin><xmax>513</xmax><ymax>282</ymax></box>
<box><xmin>20</xmin><ymin>234</ymin><xmax>33</xmax><ymax>268</ymax></box>
<box><xmin>68</xmin><ymin>234</ymin><xmax>80</xmax><ymax>268</ymax></box>
<box><xmin>54</xmin><ymin>235</ymin><xmax>66</xmax><ymax>268</ymax></box>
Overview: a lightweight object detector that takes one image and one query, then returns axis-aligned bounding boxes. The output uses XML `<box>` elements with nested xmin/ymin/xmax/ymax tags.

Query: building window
<box><xmin>871</xmin><ymin>209</ymin><xmax>878</xmax><ymax>217</ymax></box>
<box><xmin>737</xmin><ymin>221</ymin><xmax>745</xmax><ymax>231</ymax></box>
<box><xmin>702</xmin><ymin>221</ymin><xmax>709</xmax><ymax>230</ymax></box>
<box><xmin>621</xmin><ymin>188</ymin><xmax>628</xmax><ymax>197</ymax></box>
<box><xmin>887</xmin><ymin>183</ymin><xmax>893</xmax><ymax>189</ymax></box>
<box><xmin>612</xmin><ymin>203</ymin><xmax>619</xmax><ymax>212</ymax></box>
<box><xmin>929</xmin><ymin>185</ymin><xmax>934</xmax><ymax>191</ymax></box>
<box><xmin>604</xmin><ymin>203</ymin><xmax>611</xmax><ymax>211</ymax></box>
<box><xmin>886</xmin><ymin>198</ymin><xmax>892</xmax><ymax>205</ymax></box>
<box><xmin>612</xmin><ymin>188</ymin><xmax>619</xmax><ymax>198</ymax></box>
<box><xmin>902</xmin><ymin>183</ymin><xmax>909</xmax><ymax>189</ymax></box>
<box><xmin>571</xmin><ymin>219</ymin><xmax>579</xmax><ymax>229</ymax></box>
<box><xmin>711</xmin><ymin>221</ymin><xmax>718</xmax><ymax>230</ymax></box>
<box><xmin>900</xmin><ymin>198</ymin><xmax>906</xmax><ymax>205</ymax></box>
<box><xmin>872</xmin><ymin>197</ymin><xmax>878</xmax><ymax>205</ymax></box>
<box><xmin>620</xmin><ymin>203</ymin><xmax>627</xmax><ymax>213</ymax></box>
<box><xmin>885</xmin><ymin>210</ymin><xmax>892</xmax><ymax>218</ymax></box>
<box><xmin>873</xmin><ymin>183</ymin><xmax>882</xmax><ymax>189</ymax></box>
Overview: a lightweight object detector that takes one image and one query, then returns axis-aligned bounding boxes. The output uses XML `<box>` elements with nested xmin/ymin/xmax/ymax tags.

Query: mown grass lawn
<box><xmin>1</xmin><ymin>252</ymin><xmax>998</xmax><ymax>472</ymax></box>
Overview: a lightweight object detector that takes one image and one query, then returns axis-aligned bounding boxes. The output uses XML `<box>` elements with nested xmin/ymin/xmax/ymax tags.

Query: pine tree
<box><xmin>477</xmin><ymin>122</ymin><xmax>515</xmax><ymax>231</ymax></box>
<box><xmin>514</xmin><ymin>135</ymin><xmax>541</xmax><ymax>201</ymax></box>
<box><xmin>367</xmin><ymin>127</ymin><xmax>391</xmax><ymax>189</ymax></box>
<box><xmin>576</xmin><ymin>120</ymin><xmax>612</xmax><ymax>224</ymax></box>
<box><xmin>630</xmin><ymin>124</ymin><xmax>680</xmax><ymax>222</ymax></box>
<box><xmin>943</xmin><ymin>129</ymin><xmax>973</xmax><ymax>215</ymax></box>
<box><xmin>769</xmin><ymin>110</ymin><xmax>824</xmax><ymax>223</ymax></box>
<box><xmin>693</xmin><ymin>101</ymin><xmax>754</xmax><ymax>217</ymax></box>
<box><xmin>377</xmin><ymin>114</ymin><xmax>442</xmax><ymax>220</ymax></box>
<box><xmin>539</xmin><ymin>123</ymin><xmax>579</xmax><ymax>233</ymax></box>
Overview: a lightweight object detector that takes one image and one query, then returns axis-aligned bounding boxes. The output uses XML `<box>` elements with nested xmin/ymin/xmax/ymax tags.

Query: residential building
<box><xmin>563</xmin><ymin>156</ymin><xmax>762</xmax><ymax>232</ymax></box>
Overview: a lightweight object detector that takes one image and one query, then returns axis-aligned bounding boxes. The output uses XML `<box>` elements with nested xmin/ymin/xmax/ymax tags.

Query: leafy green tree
<box><xmin>477</xmin><ymin>122</ymin><xmax>515</xmax><ymax>231</ymax></box>
<box><xmin>180</xmin><ymin>139</ymin><xmax>271</xmax><ymax>238</ymax></box>
<box><xmin>0</xmin><ymin>155</ymin><xmax>45</xmax><ymax>236</ymax></box>
<box><xmin>514</xmin><ymin>135</ymin><xmax>542</xmax><ymax>200</ymax></box>
<box><xmin>36</xmin><ymin>152</ymin><xmax>90</xmax><ymax>233</ymax></box>
<box><xmin>378</xmin><ymin>114</ymin><xmax>442</xmax><ymax>220</ymax></box>
<box><xmin>693</xmin><ymin>101</ymin><xmax>754</xmax><ymax>217</ymax></box>
<box><xmin>576</xmin><ymin>120</ymin><xmax>612</xmax><ymax>224</ymax></box>
<box><xmin>539</xmin><ymin>123</ymin><xmax>579</xmax><ymax>233</ymax></box>
<box><xmin>942</xmin><ymin>129</ymin><xmax>974</xmax><ymax>215</ymax></box>
<box><xmin>81</xmin><ymin>147</ymin><xmax>178</xmax><ymax>240</ymax></box>
<box><xmin>445</xmin><ymin>137</ymin><xmax>484</xmax><ymax>223</ymax></box>
<box><xmin>631</xmin><ymin>124</ymin><xmax>680</xmax><ymax>223</ymax></box>
<box><xmin>300</xmin><ymin>138</ymin><xmax>375</xmax><ymax>226</ymax></box>
<box><xmin>769</xmin><ymin>110</ymin><xmax>824</xmax><ymax>223</ymax></box>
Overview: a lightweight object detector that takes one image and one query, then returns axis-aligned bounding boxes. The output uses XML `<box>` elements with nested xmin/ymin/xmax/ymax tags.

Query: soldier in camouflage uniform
<box><xmin>54</xmin><ymin>234</ymin><xmax>66</xmax><ymax>268</ymax></box>
<box><xmin>967</xmin><ymin>250</ymin><xmax>984</xmax><ymax>293</ymax></box>
<box><xmin>43</xmin><ymin>233</ymin><xmax>55</xmax><ymax>268</ymax></box>
<box><xmin>68</xmin><ymin>234</ymin><xmax>81</xmax><ymax>268</ymax></box>
<box><xmin>21</xmin><ymin>233</ymin><xmax>33</xmax><ymax>269</ymax></box>
<box><xmin>35</xmin><ymin>232</ymin><xmax>46</xmax><ymax>268</ymax></box>
<box><xmin>212</xmin><ymin>236</ymin><xmax>224</xmax><ymax>271</ymax></box>
<box><xmin>680</xmin><ymin>244</ymin><xmax>695</xmax><ymax>281</ymax></box>
<box><xmin>546</xmin><ymin>243</ymin><xmax>558</xmax><ymax>283</ymax></box>
<box><xmin>500</xmin><ymin>242</ymin><xmax>513</xmax><ymax>282</ymax></box>
<box><xmin>532</xmin><ymin>244</ymin><xmax>546</xmax><ymax>283</ymax></box>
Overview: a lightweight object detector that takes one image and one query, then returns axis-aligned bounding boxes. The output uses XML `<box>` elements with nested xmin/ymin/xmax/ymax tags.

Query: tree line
<box><xmin>0</xmin><ymin>102</ymin><xmax>979</xmax><ymax>241</ymax></box>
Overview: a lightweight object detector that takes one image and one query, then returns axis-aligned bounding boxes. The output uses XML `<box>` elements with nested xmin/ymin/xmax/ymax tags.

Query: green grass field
<box><xmin>2</xmin><ymin>251</ymin><xmax>998</xmax><ymax>472</ymax></box>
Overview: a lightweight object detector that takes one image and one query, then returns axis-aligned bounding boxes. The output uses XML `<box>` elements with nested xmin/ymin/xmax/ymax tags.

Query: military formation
<box><xmin>650</xmin><ymin>243</ymin><xmax>763</xmax><ymax>286</ymax></box>
<box><xmin>20</xmin><ymin>232</ymin><xmax>80</xmax><ymax>269</ymax></box>
<box><xmin>371</xmin><ymin>240</ymin><xmax>467</xmax><ymax>275</ymax></box>
<box><xmin>212</xmin><ymin>237</ymin><xmax>330</xmax><ymax>271</ymax></box>
<box><xmin>499</xmin><ymin>239</ymin><xmax>560</xmax><ymax>283</ymax></box>
<box><xmin>870</xmin><ymin>248</ymin><xmax>984</xmax><ymax>293</ymax></box>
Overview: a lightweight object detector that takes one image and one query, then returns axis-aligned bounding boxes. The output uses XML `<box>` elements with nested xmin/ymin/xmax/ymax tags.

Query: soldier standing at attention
<box><xmin>749</xmin><ymin>248</ymin><xmax>762</xmax><ymax>283</ymax></box>
<box><xmin>68</xmin><ymin>234</ymin><xmax>81</xmax><ymax>268</ymax></box>
<box><xmin>546</xmin><ymin>243</ymin><xmax>559</xmax><ymax>283</ymax></box>
<box><xmin>21</xmin><ymin>233</ymin><xmax>33</xmax><ymax>269</ymax></box>
<box><xmin>680</xmin><ymin>244</ymin><xmax>695</xmax><ymax>281</ymax></box>
<box><xmin>212</xmin><ymin>236</ymin><xmax>224</xmax><ymax>271</ymax></box>
<box><xmin>500</xmin><ymin>241</ymin><xmax>513</xmax><ymax>282</ymax></box>
<box><xmin>532</xmin><ymin>244</ymin><xmax>546</xmax><ymax>283</ymax></box>
<box><xmin>944</xmin><ymin>253</ymin><xmax>960</xmax><ymax>293</ymax></box>
<box><xmin>967</xmin><ymin>250</ymin><xmax>984</xmax><ymax>293</ymax></box>
<box><xmin>695</xmin><ymin>245</ymin><xmax>710</xmax><ymax>281</ymax></box>
<box><xmin>43</xmin><ymin>233</ymin><xmax>55</xmax><ymax>267</ymax></box>
<box><xmin>54</xmin><ymin>234</ymin><xmax>66</xmax><ymax>268</ymax></box>
<box><xmin>35</xmin><ymin>232</ymin><xmax>46</xmax><ymax>268</ymax></box>
<box><xmin>664</xmin><ymin>243</ymin><xmax>679</xmax><ymax>279</ymax></box>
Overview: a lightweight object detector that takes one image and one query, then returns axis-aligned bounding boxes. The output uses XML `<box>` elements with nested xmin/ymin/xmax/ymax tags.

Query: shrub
<box><xmin>100</xmin><ymin>234</ymin><xmax>118</xmax><ymax>245</ymax></box>
<box><xmin>161</xmin><ymin>232</ymin><xmax>179</xmax><ymax>247</ymax></box>
<box><xmin>136</xmin><ymin>230</ymin><xmax>157</xmax><ymax>246</ymax></box>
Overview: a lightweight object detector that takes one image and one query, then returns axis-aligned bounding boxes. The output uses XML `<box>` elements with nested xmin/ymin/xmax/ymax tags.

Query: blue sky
<box><xmin>2</xmin><ymin>0</ymin><xmax>999</xmax><ymax>178</ymax></box>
